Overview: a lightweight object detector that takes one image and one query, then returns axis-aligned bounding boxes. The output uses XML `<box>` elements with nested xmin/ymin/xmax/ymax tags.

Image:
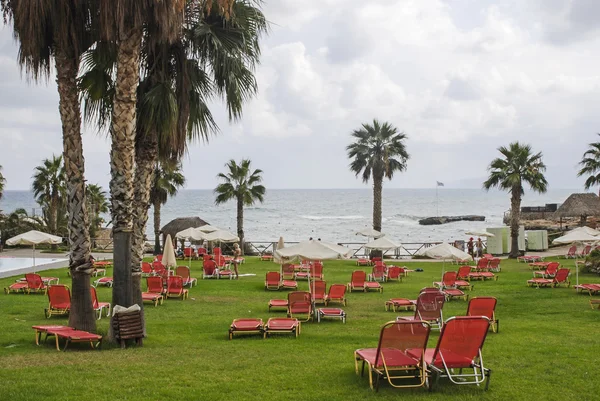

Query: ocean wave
<box><xmin>299</xmin><ymin>215</ymin><xmax>364</xmax><ymax>220</ymax></box>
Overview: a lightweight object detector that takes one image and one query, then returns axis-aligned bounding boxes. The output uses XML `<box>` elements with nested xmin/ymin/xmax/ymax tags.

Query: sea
<box><xmin>0</xmin><ymin>188</ymin><xmax>578</xmax><ymax>244</ymax></box>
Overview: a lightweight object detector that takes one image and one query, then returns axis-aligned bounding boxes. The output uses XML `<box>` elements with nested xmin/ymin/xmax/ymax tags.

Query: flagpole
<box><xmin>436</xmin><ymin>183</ymin><xmax>439</xmax><ymax>217</ymax></box>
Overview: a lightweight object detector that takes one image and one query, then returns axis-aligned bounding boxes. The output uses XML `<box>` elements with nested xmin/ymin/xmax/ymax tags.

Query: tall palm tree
<box><xmin>0</xmin><ymin>165</ymin><xmax>5</xmax><ymax>201</ymax></box>
<box><xmin>32</xmin><ymin>156</ymin><xmax>66</xmax><ymax>235</ymax></box>
<box><xmin>483</xmin><ymin>142</ymin><xmax>548</xmax><ymax>258</ymax></box>
<box><xmin>1</xmin><ymin>0</ymin><xmax>96</xmax><ymax>331</ymax></box>
<box><xmin>150</xmin><ymin>160</ymin><xmax>186</xmax><ymax>254</ymax></box>
<box><xmin>214</xmin><ymin>159</ymin><xmax>265</xmax><ymax>252</ymax></box>
<box><xmin>346</xmin><ymin>120</ymin><xmax>409</xmax><ymax>233</ymax></box>
<box><xmin>86</xmin><ymin>184</ymin><xmax>109</xmax><ymax>247</ymax></box>
<box><xmin>577</xmin><ymin>133</ymin><xmax>600</xmax><ymax>196</ymax></box>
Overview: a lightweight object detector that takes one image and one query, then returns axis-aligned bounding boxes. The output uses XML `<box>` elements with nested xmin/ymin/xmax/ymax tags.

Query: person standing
<box><xmin>467</xmin><ymin>237</ymin><xmax>474</xmax><ymax>258</ymax></box>
<box><xmin>232</xmin><ymin>243</ymin><xmax>242</xmax><ymax>279</ymax></box>
<box><xmin>477</xmin><ymin>237</ymin><xmax>484</xmax><ymax>257</ymax></box>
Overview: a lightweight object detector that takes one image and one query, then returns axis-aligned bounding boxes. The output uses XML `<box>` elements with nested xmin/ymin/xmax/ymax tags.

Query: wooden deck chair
<box><xmin>45</xmin><ymin>285</ymin><xmax>71</xmax><ymax>318</ymax></box>
<box><xmin>202</xmin><ymin>260</ymin><xmax>218</xmax><ymax>279</ymax></box>
<box><xmin>265</xmin><ymin>272</ymin><xmax>281</xmax><ymax>291</ymax></box>
<box><xmin>287</xmin><ymin>291</ymin><xmax>312</xmax><ymax>322</ymax></box>
<box><xmin>348</xmin><ymin>270</ymin><xmax>367</xmax><ymax>292</ymax></box>
<box><xmin>325</xmin><ymin>284</ymin><xmax>347</xmax><ymax>306</ymax></box>
<box><xmin>176</xmin><ymin>266</ymin><xmax>197</xmax><ymax>287</ymax></box>
<box><xmin>533</xmin><ymin>262</ymin><xmax>559</xmax><ymax>278</ymax></box>
<box><xmin>355</xmin><ymin>320</ymin><xmax>431</xmax><ymax>391</ymax></box>
<box><xmin>311</xmin><ymin>280</ymin><xmax>327</xmax><ymax>305</ymax></box>
<box><xmin>407</xmin><ymin>316</ymin><xmax>492</xmax><ymax>391</ymax></box>
<box><xmin>165</xmin><ymin>276</ymin><xmax>188</xmax><ymax>300</ymax></box>
<box><xmin>228</xmin><ymin>318</ymin><xmax>264</xmax><ymax>340</ymax></box>
<box><xmin>467</xmin><ymin>297</ymin><xmax>498</xmax><ymax>333</ymax></box>
<box><xmin>386</xmin><ymin>266</ymin><xmax>402</xmax><ymax>282</ymax></box>
<box><xmin>263</xmin><ymin>318</ymin><xmax>301</xmax><ymax>338</ymax></box>
<box><xmin>369</xmin><ymin>264</ymin><xmax>387</xmax><ymax>282</ymax></box>
<box><xmin>398</xmin><ymin>291</ymin><xmax>445</xmax><ymax>331</ymax></box>
<box><xmin>142</xmin><ymin>277</ymin><xmax>164</xmax><ymax>306</ymax></box>
<box><xmin>89</xmin><ymin>286</ymin><xmax>111</xmax><ymax>320</ymax></box>
<box><xmin>527</xmin><ymin>268</ymin><xmax>570</xmax><ymax>288</ymax></box>
<box><xmin>25</xmin><ymin>273</ymin><xmax>48</xmax><ymax>294</ymax></box>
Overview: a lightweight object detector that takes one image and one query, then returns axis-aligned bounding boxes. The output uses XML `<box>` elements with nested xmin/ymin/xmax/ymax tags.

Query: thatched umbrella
<box><xmin>160</xmin><ymin>217</ymin><xmax>210</xmax><ymax>253</ymax></box>
<box><xmin>553</xmin><ymin>193</ymin><xmax>600</xmax><ymax>226</ymax></box>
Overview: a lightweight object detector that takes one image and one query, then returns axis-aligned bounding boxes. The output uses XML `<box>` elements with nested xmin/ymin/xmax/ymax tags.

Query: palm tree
<box><xmin>32</xmin><ymin>156</ymin><xmax>66</xmax><ymax>235</ymax></box>
<box><xmin>577</xmin><ymin>134</ymin><xmax>600</xmax><ymax>196</ymax></box>
<box><xmin>346</xmin><ymin>120</ymin><xmax>409</xmax><ymax>233</ymax></box>
<box><xmin>150</xmin><ymin>160</ymin><xmax>185</xmax><ymax>254</ymax></box>
<box><xmin>214</xmin><ymin>159</ymin><xmax>265</xmax><ymax>253</ymax></box>
<box><xmin>86</xmin><ymin>184</ymin><xmax>109</xmax><ymax>247</ymax></box>
<box><xmin>2</xmin><ymin>0</ymin><xmax>97</xmax><ymax>330</ymax></box>
<box><xmin>0</xmin><ymin>165</ymin><xmax>5</xmax><ymax>201</ymax></box>
<box><xmin>483</xmin><ymin>142</ymin><xmax>548</xmax><ymax>258</ymax></box>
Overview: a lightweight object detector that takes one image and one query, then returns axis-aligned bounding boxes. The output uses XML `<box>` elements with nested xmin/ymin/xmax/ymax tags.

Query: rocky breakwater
<box><xmin>419</xmin><ymin>215</ymin><xmax>486</xmax><ymax>225</ymax></box>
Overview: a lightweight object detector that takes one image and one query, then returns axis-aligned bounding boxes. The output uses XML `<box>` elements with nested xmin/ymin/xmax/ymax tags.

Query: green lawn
<box><xmin>0</xmin><ymin>256</ymin><xmax>599</xmax><ymax>401</ymax></box>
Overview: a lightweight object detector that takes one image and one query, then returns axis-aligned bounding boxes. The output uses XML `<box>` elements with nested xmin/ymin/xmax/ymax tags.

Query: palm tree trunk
<box><xmin>237</xmin><ymin>196</ymin><xmax>244</xmax><ymax>255</ymax></box>
<box><xmin>109</xmin><ymin>29</ymin><xmax>143</xmax><ymax>339</ymax></box>
<box><xmin>131</xmin><ymin>136</ymin><xmax>158</xmax><ymax>336</ymax></box>
<box><xmin>55</xmin><ymin>50</ymin><xmax>96</xmax><ymax>332</ymax></box>
<box><xmin>372</xmin><ymin>175</ymin><xmax>383</xmax><ymax>233</ymax></box>
<box><xmin>154</xmin><ymin>201</ymin><xmax>162</xmax><ymax>254</ymax></box>
<box><xmin>509</xmin><ymin>189</ymin><xmax>522</xmax><ymax>258</ymax></box>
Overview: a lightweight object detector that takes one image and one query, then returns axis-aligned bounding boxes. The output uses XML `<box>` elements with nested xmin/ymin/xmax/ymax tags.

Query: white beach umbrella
<box><xmin>552</xmin><ymin>228</ymin><xmax>599</xmax><ymax>285</ymax></box>
<box><xmin>276</xmin><ymin>236</ymin><xmax>285</xmax><ymax>251</ymax></box>
<box><xmin>355</xmin><ymin>228</ymin><xmax>385</xmax><ymax>239</ymax></box>
<box><xmin>364</xmin><ymin>237</ymin><xmax>402</xmax><ymax>251</ymax></box>
<box><xmin>176</xmin><ymin>227</ymin><xmax>207</xmax><ymax>242</ymax></box>
<box><xmin>465</xmin><ymin>230</ymin><xmax>495</xmax><ymax>237</ymax></box>
<box><xmin>162</xmin><ymin>234</ymin><xmax>177</xmax><ymax>268</ymax></box>
<box><xmin>6</xmin><ymin>230</ymin><xmax>63</xmax><ymax>267</ymax></box>
<box><xmin>274</xmin><ymin>240</ymin><xmax>352</xmax><ymax>264</ymax></box>
<box><xmin>418</xmin><ymin>243</ymin><xmax>473</xmax><ymax>280</ymax></box>
<box><xmin>197</xmin><ymin>224</ymin><xmax>219</xmax><ymax>233</ymax></box>
<box><xmin>202</xmin><ymin>229</ymin><xmax>239</xmax><ymax>243</ymax></box>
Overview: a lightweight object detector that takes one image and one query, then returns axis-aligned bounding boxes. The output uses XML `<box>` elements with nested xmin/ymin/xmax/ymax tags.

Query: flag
<box><xmin>436</xmin><ymin>181</ymin><xmax>444</xmax><ymax>187</ymax></box>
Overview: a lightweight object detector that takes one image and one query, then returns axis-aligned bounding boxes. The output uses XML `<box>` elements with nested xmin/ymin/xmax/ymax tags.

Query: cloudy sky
<box><xmin>1</xmin><ymin>0</ymin><xmax>599</xmax><ymax>191</ymax></box>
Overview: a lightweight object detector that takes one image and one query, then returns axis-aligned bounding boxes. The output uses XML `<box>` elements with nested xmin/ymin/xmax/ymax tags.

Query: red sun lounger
<box><xmin>325</xmin><ymin>284</ymin><xmax>347</xmax><ymax>306</ymax></box>
<box><xmin>288</xmin><ymin>291</ymin><xmax>312</xmax><ymax>322</ymax></box>
<box><xmin>143</xmin><ymin>276</ymin><xmax>165</xmax><ymax>306</ymax></box>
<box><xmin>4</xmin><ymin>281</ymin><xmax>29</xmax><ymax>294</ymax></box>
<box><xmin>407</xmin><ymin>316</ymin><xmax>491</xmax><ymax>391</ymax></box>
<box><xmin>32</xmin><ymin>325</ymin><xmax>102</xmax><ymax>351</ymax></box>
<box><xmin>348</xmin><ymin>270</ymin><xmax>367</xmax><ymax>292</ymax></box>
<box><xmin>467</xmin><ymin>297</ymin><xmax>499</xmax><ymax>333</ymax></box>
<box><xmin>355</xmin><ymin>320</ymin><xmax>431</xmax><ymax>391</ymax></box>
<box><xmin>385</xmin><ymin>298</ymin><xmax>416</xmax><ymax>312</ymax></box>
<box><xmin>574</xmin><ymin>283</ymin><xmax>600</xmax><ymax>295</ymax></box>
<box><xmin>165</xmin><ymin>276</ymin><xmax>188</xmax><ymax>300</ymax></box>
<box><xmin>311</xmin><ymin>280</ymin><xmax>327</xmax><ymax>305</ymax></box>
<box><xmin>268</xmin><ymin>299</ymin><xmax>288</xmax><ymax>311</ymax></box>
<box><xmin>527</xmin><ymin>268</ymin><xmax>570</xmax><ymax>288</ymax></box>
<box><xmin>203</xmin><ymin>260</ymin><xmax>218</xmax><ymax>279</ymax></box>
<box><xmin>25</xmin><ymin>273</ymin><xmax>48</xmax><ymax>294</ymax></box>
<box><xmin>176</xmin><ymin>266</ymin><xmax>197</xmax><ymax>287</ymax></box>
<box><xmin>264</xmin><ymin>318</ymin><xmax>301</xmax><ymax>338</ymax></box>
<box><xmin>356</xmin><ymin>258</ymin><xmax>370</xmax><ymax>266</ymax></box>
<box><xmin>533</xmin><ymin>262</ymin><xmax>559</xmax><ymax>278</ymax></box>
<box><xmin>386</xmin><ymin>266</ymin><xmax>403</xmax><ymax>282</ymax></box>
<box><xmin>90</xmin><ymin>286</ymin><xmax>111</xmax><ymax>320</ymax></box>
<box><xmin>398</xmin><ymin>291</ymin><xmax>445</xmax><ymax>331</ymax></box>
<box><xmin>265</xmin><ymin>272</ymin><xmax>281</xmax><ymax>290</ymax></box>
<box><xmin>317</xmin><ymin>308</ymin><xmax>346</xmax><ymax>323</ymax></box>
<box><xmin>93</xmin><ymin>277</ymin><xmax>113</xmax><ymax>287</ymax></box>
<box><xmin>45</xmin><ymin>285</ymin><xmax>71</xmax><ymax>318</ymax></box>
<box><xmin>229</xmin><ymin>318</ymin><xmax>264</xmax><ymax>340</ymax></box>
<box><xmin>590</xmin><ymin>299</ymin><xmax>600</xmax><ymax>309</ymax></box>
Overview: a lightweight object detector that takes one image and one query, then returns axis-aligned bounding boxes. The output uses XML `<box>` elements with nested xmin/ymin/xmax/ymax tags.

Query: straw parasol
<box><xmin>162</xmin><ymin>234</ymin><xmax>177</xmax><ymax>268</ymax></box>
<box><xmin>553</xmin><ymin>193</ymin><xmax>600</xmax><ymax>226</ymax></box>
<box><xmin>161</xmin><ymin>217</ymin><xmax>210</xmax><ymax>247</ymax></box>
